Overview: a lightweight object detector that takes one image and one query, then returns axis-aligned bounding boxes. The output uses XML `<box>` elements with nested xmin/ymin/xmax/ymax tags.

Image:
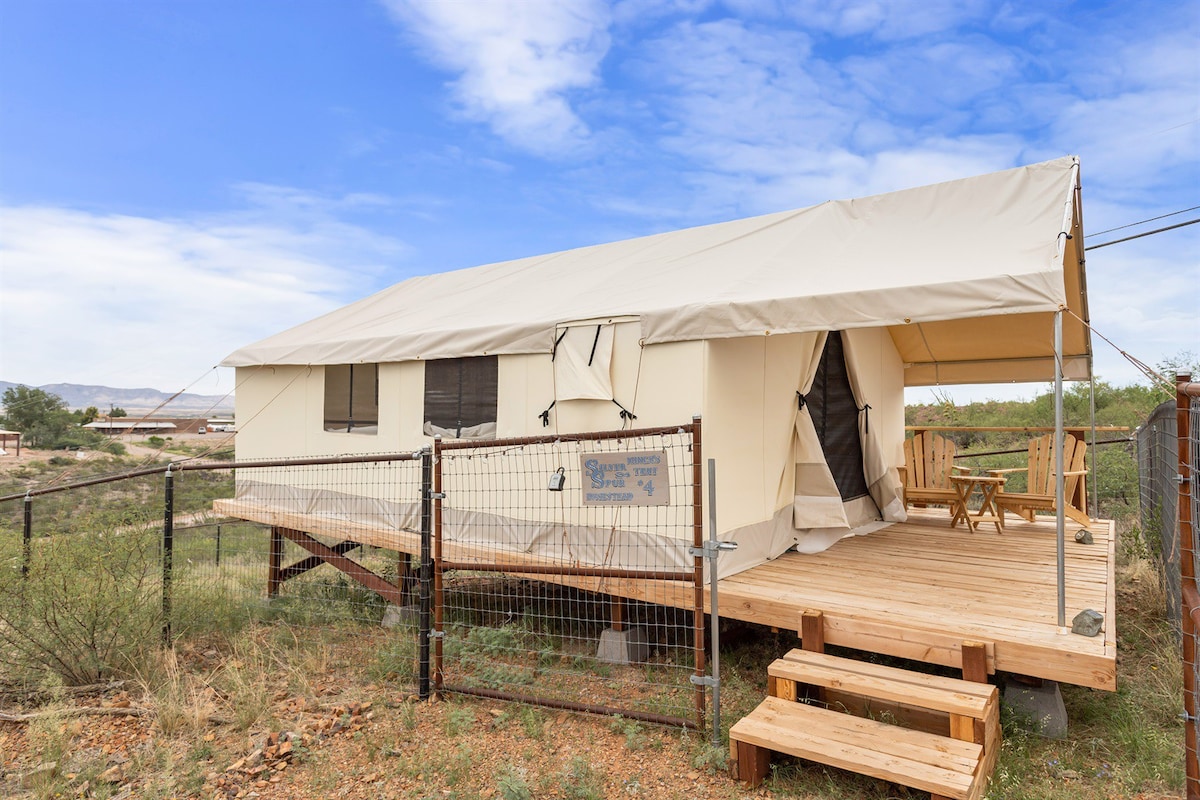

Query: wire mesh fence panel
<box><xmin>176</xmin><ymin>455</ymin><xmax>424</xmax><ymax>628</ymax></box>
<box><xmin>1139</xmin><ymin>401</ymin><xmax>1182</xmax><ymax>625</ymax></box>
<box><xmin>0</xmin><ymin>452</ymin><xmax>428</xmax><ymax>693</ymax></box>
<box><xmin>1191</xmin><ymin>395</ymin><xmax>1200</xmax><ymax>595</ymax></box>
<box><xmin>0</xmin><ymin>466</ymin><xmax>170</xmax><ymax>687</ymax></box>
<box><xmin>1186</xmin><ymin>392</ymin><xmax>1200</xmax><ymax>783</ymax></box>
<box><xmin>434</xmin><ymin>424</ymin><xmax>704</xmax><ymax>729</ymax></box>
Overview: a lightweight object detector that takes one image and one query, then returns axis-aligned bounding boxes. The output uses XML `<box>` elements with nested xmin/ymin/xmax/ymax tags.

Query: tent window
<box><xmin>424</xmin><ymin>356</ymin><xmax>498</xmax><ymax>439</ymax></box>
<box><xmin>807</xmin><ymin>332</ymin><xmax>869</xmax><ymax>501</ymax></box>
<box><xmin>323</xmin><ymin>364</ymin><xmax>379</xmax><ymax>434</ymax></box>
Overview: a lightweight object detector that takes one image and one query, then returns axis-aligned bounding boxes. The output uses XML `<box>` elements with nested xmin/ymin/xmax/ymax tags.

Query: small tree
<box><xmin>110</xmin><ymin>406</ymin><xmax>128</xmax><ymax>418</ymax></box>
<box><xmin>0</xmin><ymin>385</ymin><xmax>74</xmax><ymax>447</ymax></box>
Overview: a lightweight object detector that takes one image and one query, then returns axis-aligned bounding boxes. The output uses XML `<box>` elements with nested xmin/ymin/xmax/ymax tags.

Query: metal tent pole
<box><xmin>1090</xmin><ymin>375</ymin><xmax>1098</xmax><ymax>518</ymax></box>
<box><xmin>1055</xmin><ymin>310</ymin><xmax>1066</xmax><ymax>629</ymax></box>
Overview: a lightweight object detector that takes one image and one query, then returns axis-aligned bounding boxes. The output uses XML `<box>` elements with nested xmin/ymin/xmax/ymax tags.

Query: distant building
<box><xmin>84</xmin><ymin>421</ymin><xmax>178</xmax><ymax>435</ymax></box>
<box><xmin>0</xmin><ymin>429</ymin><xmax>20</xmax><ymax>456</ymax></box>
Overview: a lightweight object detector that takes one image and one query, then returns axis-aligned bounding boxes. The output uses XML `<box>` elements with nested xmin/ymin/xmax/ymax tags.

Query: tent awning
<box><xmin>223</xmin><ymin>157</ymin><xmax>1091</xmax><ymax>387</ymax></box>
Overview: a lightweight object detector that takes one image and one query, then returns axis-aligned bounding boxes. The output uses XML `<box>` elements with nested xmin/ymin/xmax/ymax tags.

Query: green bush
<box><xmin>0</xmin><ymin>525</ymin><xmax>163</xmax><ymax>685</ymax></box>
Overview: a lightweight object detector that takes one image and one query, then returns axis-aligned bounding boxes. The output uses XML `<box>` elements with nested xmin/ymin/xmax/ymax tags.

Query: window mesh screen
<box><xmin>323</xmin><ymin>364</ymin><xmax>378</xmax><ymax>432</ymax></box>
<box><xmin>808</xmin><ymin>332</ymin><xmax>869</xmax><ymax>501</ymax></box>
<box><xmin>424</xmin><ymin>356</ymin><xmax>498</xmax><ymax>435</ymax></box>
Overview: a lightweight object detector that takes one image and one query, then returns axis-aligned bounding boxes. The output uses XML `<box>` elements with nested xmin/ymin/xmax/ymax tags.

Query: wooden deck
<box><xmin>213</xmin><ymin>500</ymin><xmax>1116</xmax><ymax>691</ymax></box>
<box><xmin>715</xmin><ymin>507</ymin><xmax>1116</xmax><ymax>690</ymax></box>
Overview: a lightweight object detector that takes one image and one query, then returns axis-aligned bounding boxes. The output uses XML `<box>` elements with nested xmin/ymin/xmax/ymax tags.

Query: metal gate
<box><xmin>431</xmin><ymin>421</ymin><xmax>708</xmax><ymax>729</ymax></box>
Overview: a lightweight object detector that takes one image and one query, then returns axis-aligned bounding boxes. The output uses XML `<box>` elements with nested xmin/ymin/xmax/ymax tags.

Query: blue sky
<box><xmin>1</xmin><ymin>0</ymin><xmax>1197</xmax><ymax>405</ymax></box>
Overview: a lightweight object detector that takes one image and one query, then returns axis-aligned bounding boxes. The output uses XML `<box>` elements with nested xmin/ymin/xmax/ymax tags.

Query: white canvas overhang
<box><xmin>223</xmin><ymin>156</ymin><xmax>1091</xmax><ymax>387</ymax></box>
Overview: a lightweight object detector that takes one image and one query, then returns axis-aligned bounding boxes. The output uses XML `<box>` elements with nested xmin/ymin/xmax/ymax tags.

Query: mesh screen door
<box><xmin>807</xmin><ymin>331</ymin><xmax>870</xmax><ymax>501</ymax></box>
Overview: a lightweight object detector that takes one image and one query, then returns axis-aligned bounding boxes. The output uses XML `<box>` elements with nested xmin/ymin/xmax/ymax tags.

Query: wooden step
<box><xmin>772</xmin><ymin>649</ymin><xmax>996</xmax><ymax>717</ymax></box>
<box><xmin>732</xmin><ymin>650</ymin><xmax>1000</xmax><ymax>798</ymax></box>
<box><xmin>731</xmin><ymin>696</ymin><xmax>981</xmax><ymax>800</ymax></box>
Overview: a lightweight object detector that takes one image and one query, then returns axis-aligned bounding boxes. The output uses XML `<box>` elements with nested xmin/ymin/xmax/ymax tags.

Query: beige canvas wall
<box><xmin>234</xmin><ymin>362</ymin><xmax>422</xmax><ymax>460</ymax></box>
<box><xmin>232</xmin><ymin>327</ymin><xmax>902</xmax><ymax>577</ymax></box>
<box><xmin>846</xmin><ymin>327</ymin><xmax>906</xmax><ymax>469</ymax></box>
<box><xmin>700</xmin><ymin>328</ymin><xmax>906</xmax><ymax>573</ymax></box>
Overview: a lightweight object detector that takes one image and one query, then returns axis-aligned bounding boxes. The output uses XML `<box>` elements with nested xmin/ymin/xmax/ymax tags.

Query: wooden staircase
<box><xmin>730</xmin><ymin>642</ymin><xmax>1000</xmax><ymax>799</ymax></box>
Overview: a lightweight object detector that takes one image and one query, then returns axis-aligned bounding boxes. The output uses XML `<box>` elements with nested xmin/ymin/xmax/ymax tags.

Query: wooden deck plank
<box><xmin>769</xmin><ymin>658</ymin><xmax>992</xmax><ymax>716</ymax></box>
<box><xmin>730</xmin><ymin>698</ymin><xmax>978</xmax><ymax>799</ymax></box>
<box><xmin>213</xmin><ymin>500</ymin><xmax>1117</xmax><ymax>690</ymax></box>
<box><xmin>778</xmin><ymin>650</ymin><xmax>997</xmax><ymax>703</ymax></box>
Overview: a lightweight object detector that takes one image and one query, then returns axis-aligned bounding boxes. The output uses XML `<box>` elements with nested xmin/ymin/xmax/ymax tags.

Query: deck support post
<box><xmin>610</xmin><ymin>596</ymin><xmax>625</xmax><ymax>632</ymax></box>
<box><xmin>268</xmin><ymin>526</ymin><xmax>284</xmax><ymax>598</ymax></box>
<box><xmin>801</xmin><ymin>610</ymin><xmax>825</xmax><ymax>654</ymax></box>
<box><xmin>797</xmin><ymin>610</ymin><xmax>826</xmax><ymax>703</ymax></box>
<box><xmin>273</xmin><ymin>527</ymin><xmax>404</xmax><ymax>607</ymax></box>
<box><xmin>734</xmin><ymin>739</ymin><xmax>770</xmax><ymax>787</ymax></box>
<box><xmin>961</xmin><ymin>640</ymin><xmax>988</xmax><ymax>684</ymax></box>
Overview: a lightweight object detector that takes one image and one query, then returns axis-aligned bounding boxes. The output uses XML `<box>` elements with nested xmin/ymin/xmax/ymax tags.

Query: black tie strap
<box><xmin>612</xmin><ymin>399</ymin><xmax>637</xmax><ymax>423</ymax></box>
<box><xmin>587</xmin><ymin>325</ymin><xmax>602</xmax><ymax>366</ymax></box>
<box><xmin>538</xmin><ymin>401</ymin><xmax>556</xmax><ymax>427</ymax></box>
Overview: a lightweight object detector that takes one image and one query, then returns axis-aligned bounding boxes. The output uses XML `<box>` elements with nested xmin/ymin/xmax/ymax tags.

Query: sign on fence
<box><xmin>580</xmin><ymin>450</ymin><xmax>670</xmax><ymax>506</ymax></box>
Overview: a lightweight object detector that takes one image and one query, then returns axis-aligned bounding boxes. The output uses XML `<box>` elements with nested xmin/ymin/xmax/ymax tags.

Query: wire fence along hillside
<box><xmin>0</xmin><ymin>454</ymin><xmax>429</xmax><ymax>689</ymax></box>
<box><xmin>0</xmin><ymin>423</ymin><xmax>712</xmax><ymax>731</ymax></box>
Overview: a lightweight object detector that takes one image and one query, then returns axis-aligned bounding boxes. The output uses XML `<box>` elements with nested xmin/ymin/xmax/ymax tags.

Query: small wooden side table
<box><xmin>949</xmin><ymin>475</ymin><xmax>1007</xmax><ymax>534</ymax></box>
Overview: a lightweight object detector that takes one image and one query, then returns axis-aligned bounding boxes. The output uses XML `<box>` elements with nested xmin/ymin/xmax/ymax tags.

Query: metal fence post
<box><xmin>691</xmin><ymin>417</ymin><xmax>706</xmax><ymax>732</ymax></box>
<box><xmin>706</xmin><ymin>458</ymin><xmax>737</xmax><ymax>748</ymax></box>
<box><xmin>419</xmin><ymin>445</ymin><xmax>433</xmax><ymax>700</ymax></box>
<box><xmin>215</xmin><ymin>524</ymin><xmax>221</xmax><ymax>568</ymax></box>
<box><xmin>22</xmin><ymin>492</ymin><xmax>31</xmax><ymax>578</ymax></box>
<box><xmin>1177</xmin><ymin>372</ymin><xmax>1199</xmax><ymax>799</ymax></box>
<box><xmin>162</xmin><ymin>464</ymin><xmax>174</xmax><ymax>646</ymax></box>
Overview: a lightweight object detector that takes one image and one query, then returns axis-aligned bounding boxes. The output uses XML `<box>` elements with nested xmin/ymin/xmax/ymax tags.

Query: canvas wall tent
<box><xmin>222</xmin><ymin>156</ymin><xmax>1091</xmax><ymax>580</ymax></box>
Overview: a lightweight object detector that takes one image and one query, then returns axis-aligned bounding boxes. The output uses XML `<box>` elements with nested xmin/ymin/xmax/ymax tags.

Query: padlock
<box><xmin>547</xmin><ymin>467</ymin><xmax>566</xmax><ymax>492</ymax></box>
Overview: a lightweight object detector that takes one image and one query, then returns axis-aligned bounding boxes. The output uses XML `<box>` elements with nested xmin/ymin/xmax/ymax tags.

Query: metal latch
<box><xmin>430</xmin><ymin>629</ymin><xmax>445</xmax><ymax>640</ymax></box>
<box><xmin>428</xmin><ymin>492</ymin><xmax>446</xmax><ymax>500</ymax></box>
<box><xmin>690</xmin><ymin>675</ymin><xmax>718</xmax><ymax>688</ymax></box>
<box><xmin>689</xmin><ymin>541</ymin><xmax>739</xmax><ymax>558</ymax></box>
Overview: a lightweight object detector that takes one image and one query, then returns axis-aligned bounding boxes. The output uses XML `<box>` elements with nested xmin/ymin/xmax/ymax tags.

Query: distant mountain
<box><xmin>0</xmin><ymin>381</ymin><xmax>235</xmax><ymax>416</ymax></box>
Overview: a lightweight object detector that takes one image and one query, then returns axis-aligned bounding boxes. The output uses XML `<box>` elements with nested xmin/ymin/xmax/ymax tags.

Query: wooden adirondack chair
<box><xmin>900</xmin><ymin>431</ymin><xmax>969</xmax><ymax>510</ymax></box>
<box><xmin>987</xmin><ymin>433</ymin><xmax>1090</xmax><ymax>525</ymax></box>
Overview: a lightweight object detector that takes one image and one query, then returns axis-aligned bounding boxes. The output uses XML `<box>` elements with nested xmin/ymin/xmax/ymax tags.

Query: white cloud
<box><xmin>842</xmin><ymin>36</ymin><xmax>1022</xmax><ymax>119</ymax></box>
<box><xmin>0</xmin><ymin>190</ymin><xmax>410</xmax><ymax>393</ymax></box>
<box><xmin>628</xmin><ymin>18</ymin><xmax>1029</xmax><ymax>213</ymax></box>
<box><xmin>1084</xmin><ymin>234</ymin><xmax>1200</xmax><ymax>384</ymax></box>
<box><xmin>780</xmin><ymin>0</ymin><xmax>993</xmax><ymax>40</ymax></box>
<box><xmin>381</xmin><ymin>0</ymin><xmax>612</xmax><ymax>153</ymax></box>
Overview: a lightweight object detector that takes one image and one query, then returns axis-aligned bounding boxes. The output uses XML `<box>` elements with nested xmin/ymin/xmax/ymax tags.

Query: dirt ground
<box><xmin>0</xmin><ymin>431</ymin><xmax>234</xmax><ymax>468</ymax></box>
<box><xmin>0</xmin><ymin>648</ymin><xmax>763</xmax><ymax>800</ymax></box>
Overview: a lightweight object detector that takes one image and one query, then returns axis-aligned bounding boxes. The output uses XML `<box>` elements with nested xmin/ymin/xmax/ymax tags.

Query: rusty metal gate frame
<box><xmin>430</xmin><ymin>419</ymin><xmax>708</xmax><ymax>730</ymax></box>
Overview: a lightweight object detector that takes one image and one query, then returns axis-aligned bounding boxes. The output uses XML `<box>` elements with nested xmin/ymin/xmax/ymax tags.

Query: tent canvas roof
<box><xmin>224</xmin><ymin>157</ymin><xmax>1091</xmax><ymax>386</ymax></box>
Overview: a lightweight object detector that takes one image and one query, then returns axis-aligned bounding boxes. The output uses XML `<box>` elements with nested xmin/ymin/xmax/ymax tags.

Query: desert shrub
<box><xmin>0</xmin><ymin>523</ymin><xmax>162</xmax><ymax>685</ymax></box>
